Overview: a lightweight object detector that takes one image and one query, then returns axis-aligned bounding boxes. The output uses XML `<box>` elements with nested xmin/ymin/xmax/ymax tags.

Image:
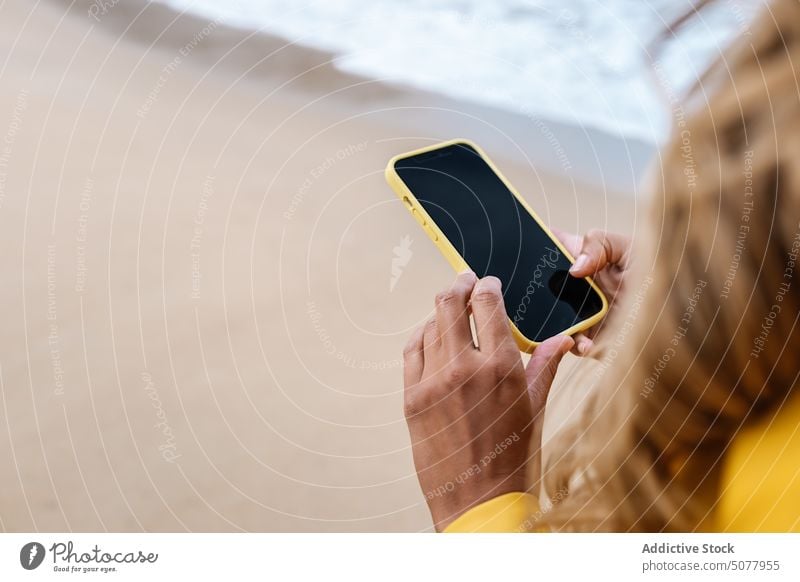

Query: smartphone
<box><xmin>385</xmin><ymin>139</ymin><xmax>607</xmax><ymax>352</ymax></box>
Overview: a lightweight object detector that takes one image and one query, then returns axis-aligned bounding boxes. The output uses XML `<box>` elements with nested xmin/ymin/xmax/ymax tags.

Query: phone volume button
<box><xmin>411</xmin><ymin>208</ymin><xmax>426</xmax><ymax>226</ymax></box>
<box><xmin>426</xmin><ymin>225</ymin><xmax>439</xmax><ymax>242</ymax></box>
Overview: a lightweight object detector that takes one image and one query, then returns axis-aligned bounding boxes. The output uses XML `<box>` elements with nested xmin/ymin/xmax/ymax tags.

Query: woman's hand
<box><xmin>403</xmin><ymin>271</ymin><xmax>573</xmax><ymax>531</ymax></box>
<box><xmin>552</xmin><ymin>228</ymin><xmax>632</xmax><ymax>356</ymax></box>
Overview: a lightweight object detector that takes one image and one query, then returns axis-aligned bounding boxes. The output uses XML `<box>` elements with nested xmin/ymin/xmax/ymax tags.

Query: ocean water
<box><xmin>157</xmin><ymin>0</ymin><xmax>759</xmax><ymax>144</ymax></box>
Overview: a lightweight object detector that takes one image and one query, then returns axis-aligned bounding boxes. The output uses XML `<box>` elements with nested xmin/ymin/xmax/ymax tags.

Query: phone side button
<box><xmin>411</xmin><ymin>208</ymin><xmax>426</xmax><ymax>226</ymax></box>
<box><xmin>426</xmin><ymin>225</ymin><xmax>439</xmax><ymax>242</ymax></box>
<box><xmin>402</xmin><ymin>196</ymin><xmax>414</xmax><ymax>209</ymax></box>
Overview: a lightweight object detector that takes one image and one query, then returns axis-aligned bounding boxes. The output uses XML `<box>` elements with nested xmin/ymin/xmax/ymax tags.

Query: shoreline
<box><xmin>66</xmin><ymin>0</ymin><xmax>654</xmax><ymax>195</ymax></box>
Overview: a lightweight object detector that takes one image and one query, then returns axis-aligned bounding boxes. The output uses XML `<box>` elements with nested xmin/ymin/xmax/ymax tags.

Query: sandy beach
<box><xmin>0</xmin><ymin>0</ymin><xmax>643</xmax><ymax>531</ymax></box>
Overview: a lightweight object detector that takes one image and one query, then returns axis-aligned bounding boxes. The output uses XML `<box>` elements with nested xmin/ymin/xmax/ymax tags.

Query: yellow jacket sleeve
<box><xmin>443</xmin><ymin>492</ymin><xmax>539</xmax><ymax>533</ymax></box>
<box><xmin>718</xmin><ymin>394</ymin><xmax>800</xmax><ymax>532</ymax></box>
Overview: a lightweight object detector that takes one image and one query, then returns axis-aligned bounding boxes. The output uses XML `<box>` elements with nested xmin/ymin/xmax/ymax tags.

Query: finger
<box><xmin>470</xmin><ymin>276</ymin><xmax>513</xmax><ymax>353</ymax></box>
<box><xmin>569</xmin><ymin>230</ymin><xmax>631</xmax><ymax>277</ymax></box>
<box><xmin>422</xmin><ymin>316</ymin><xmax>441</xmax><ymax>356</ymax></box>
<box><xmin>525</xmin><ymin>335</ymin><xmax>574</xmax><ymax>413</ymax></box>
<box><xmin>435</xmin><ymin>271</ymin><xmax>478</xmax><ymax>356</ymax></box>
<box><xmin>525</xmin><ymin>335</ymin><xmax>573</xmax><ymax>492</ymax></box>
<box><xmin>571</xmin><ymin>333</ymin><xmax>594</xmax><ymax>356</ymax></box>
<box><xmin>550</xmin><ymin>226</ymin><xmax>583</xmax><ymax>258</ymax></box>
<box><xmin>403</xmin><ymin>324</ymin><xmax>425</xmax><ymax>387</ymax></box>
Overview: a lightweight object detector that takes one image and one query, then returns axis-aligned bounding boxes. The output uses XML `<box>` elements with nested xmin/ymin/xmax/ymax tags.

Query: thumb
<box><xmin>525</xmin><ymin>335</ymin><xmax>574</xmax><ymax>494</ymax></box>
<box><xmin>525</xmin><ymin>335</ymin><xmax>574</xmax><ymax>413</ymax></box>
<box><xmin>569</xmin><ymin>230</ymin><xmax>630</xmax><ymax>278</ymax></box>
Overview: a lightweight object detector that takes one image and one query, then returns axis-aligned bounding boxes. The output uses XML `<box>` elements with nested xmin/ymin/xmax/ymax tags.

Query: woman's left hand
<box><xmin>403</xmin><ymin>271</ymin><xmax>574</xmax><ymax>531</ymax></box>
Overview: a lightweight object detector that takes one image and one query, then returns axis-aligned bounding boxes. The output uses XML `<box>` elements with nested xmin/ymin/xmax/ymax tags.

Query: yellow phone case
<box><xmin>385</xmin><ymin>138</ymin><xmax>608</xmax><ymax>353</ymax></box>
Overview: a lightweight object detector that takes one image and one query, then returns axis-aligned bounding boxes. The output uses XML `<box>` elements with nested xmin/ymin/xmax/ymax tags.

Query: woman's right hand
<box><xmin>551</xmin><ymin>228</ymin><xmax>632</xmax><ymax>356</ymax></box>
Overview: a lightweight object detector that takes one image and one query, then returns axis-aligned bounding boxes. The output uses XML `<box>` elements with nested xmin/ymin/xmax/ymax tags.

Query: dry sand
<box><xmin>0</xmin><ymin>0</ymin><xmax>642</xmax><ymax>531</ymax></box>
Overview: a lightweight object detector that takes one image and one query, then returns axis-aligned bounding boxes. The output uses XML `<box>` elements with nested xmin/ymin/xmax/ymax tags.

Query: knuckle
<box><xmin>472</xmin><ymin>288</ymin><xmax>501</xmax><ymax>307</ymax></box>
<box><xmin>443</xmin><ymin>364</ymin><xmax>468</xmax><ymax>387</ymax></box>
<box><xmin>423</xmin><ymin>318</ymin><xmax>439</xmax><ymax>336</ymax></box>
<box><xmin>403</xmin><ymin>328</ymin><xmax>424</xmax><ymax>356</ymax></box>
<box><xmin>601</xmin><ymin>236</ymin><xmax>615</xmax><ymax>256</ymax></box>
<box><xmin>585</xmin><ymin>228</ymin><xmax>605</xmax><ymax>242</ymax></box>
<box><xmin>486</xmin><ymin>351</ymin><xmax>522</xmax><ymax>381</ymax></box>
<box><xmin>402</xmin><ymin>340</ymin><xmax>419</xmax><ymax>360</ymax></box>
<box><xmin>585</xmin><ymin>229</ymin><xmax>613</xmax><ymax>263</ymax></box>
<box><xmin>403</xmin><ymin>392</ymin><xmax>424</xmax><ymax>417</ymax></box>
<box><xmin>434</xmin><ymin>290</ymin><xmax>458</xmax><ymax>307</ymax></box>
<box><xmin>404</xmin><ymin>381</ymin><xmax>433</xmax><ymax>417</ymax></box>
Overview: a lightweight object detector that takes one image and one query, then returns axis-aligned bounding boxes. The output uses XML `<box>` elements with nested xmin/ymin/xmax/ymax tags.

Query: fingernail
<box><xmin>475</xmin><ymin>276</ymin><xmax>501</xmax><ymax>293</ymax></box>
<box><xmin>570</xmin><ymin>254</ymin><xmax>588</xmax><ymax>274</ymax></box>
<box><xmin>577</xmin><ymin>339</ymin><xmax>589</xmax><ymax>355</ymax></box>
<box><xmin>561</xmin><ymin>336</ymin><xmax>575</xmax><ymax>354</ymax></box>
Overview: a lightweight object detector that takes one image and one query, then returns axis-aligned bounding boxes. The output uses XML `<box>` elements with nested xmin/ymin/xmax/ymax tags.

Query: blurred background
<box><xmin>0</xmin><ymin>0</ymin><xmax>754</xmax><ymax>531</ymax></box>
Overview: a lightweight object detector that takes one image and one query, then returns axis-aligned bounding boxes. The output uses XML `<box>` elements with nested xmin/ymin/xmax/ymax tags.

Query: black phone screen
<box><xmin>394</xmin><ymin>142</ymin><xmax>604</xmax><ymax>343</ymax></box>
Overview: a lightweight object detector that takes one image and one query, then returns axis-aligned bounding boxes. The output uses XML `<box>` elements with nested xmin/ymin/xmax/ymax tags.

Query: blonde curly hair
<box><xmin>539</xmin><ymin>0</ymin><xmax>800</xmax><ymax>531</ymax></box>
